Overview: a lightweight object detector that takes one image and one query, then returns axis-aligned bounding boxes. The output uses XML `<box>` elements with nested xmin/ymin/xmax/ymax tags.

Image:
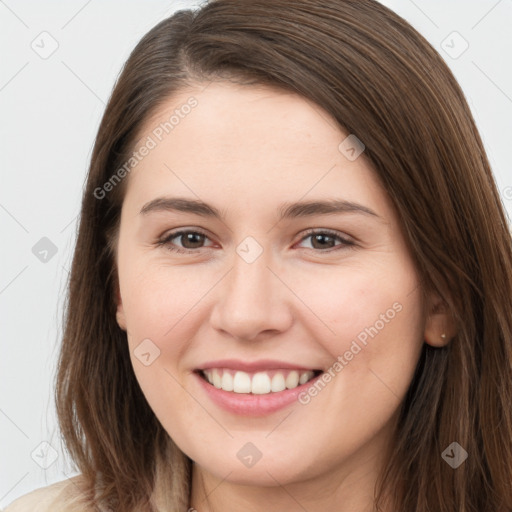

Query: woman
<box><xmin>6</xmin><ymin>0</ymin><xmax>512</xmax><ymax>510</ymax></box>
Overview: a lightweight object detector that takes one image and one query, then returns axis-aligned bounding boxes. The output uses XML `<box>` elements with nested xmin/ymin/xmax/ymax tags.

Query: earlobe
<box><xmin>423</xmin><ymin>296</ymin><xmax>457</xmax><ymax>348</ymax></box>
<box><xmin>116</xmin><ymin>308</ymin><xmax>127</xmax><ymax>331</ymax></box>
<box><xmin>115</xmin><ymin>285</ymin><xmax>127</xmax><ymax>332</ymax></box>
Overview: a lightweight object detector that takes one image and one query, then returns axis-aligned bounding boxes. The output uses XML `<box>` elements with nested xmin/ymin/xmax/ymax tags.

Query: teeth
<box><xmin>299</xmin><ymin>372</ymin><xmax>311</xmax><ymax>385</ymax></box>
<box><xmin>202</xmin><ymin>369</ymin><xmax>317</xmax><ymax>394</ymax></box>
<box><xmin>221</xmin><ymin>371</ymin><xmax>234</xmax><ymax>391</ymax></box>
<box><xmin>251</xmin><ymin>372</ymin><xmax>271</xmax><ymax>394</ymax></box>
<box><xmin>233</xmin><ymin>371</ymin><xmax>252</xmax><ymax>393</ymax></box>
<box><xmin>285</xmin><ymin>370</ymin><xmax>299</xmax><ymax>389</ymax></box>
<box><xmin>271</xmin><ymin>373</ymin><xmax>286</xmax><ymax>392</ymax></box>
<box><xmin>212</xmin><ymin>369</ymin><xmax>222</xmax><ymax>389</ymax></box>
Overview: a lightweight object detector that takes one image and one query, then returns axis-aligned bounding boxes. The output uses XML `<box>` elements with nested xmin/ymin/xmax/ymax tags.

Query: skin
<box><xmin>115</xmin><ymin>81</ymin><xmax>456</xmax><ymax>512</ymax></box>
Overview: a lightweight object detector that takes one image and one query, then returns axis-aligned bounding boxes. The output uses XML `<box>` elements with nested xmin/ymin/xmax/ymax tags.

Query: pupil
<box><xmin>313</xmin><ymin>234</ymin><xmax>333</xmax><ymax>249</ymax></box>
<box><xmin>183</xmin><ymin>233</ymin><xmax>204</xmax><ymax>248</ymax></box>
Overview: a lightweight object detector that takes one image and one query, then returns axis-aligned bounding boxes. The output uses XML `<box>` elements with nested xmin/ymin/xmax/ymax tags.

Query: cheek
<box><xmin>120</xmin><ymin>263</ymin><xmax>218</xmax><ymax>411</ymax></box>
<box><xmin>282</xmin><ymin>263</ymin><xmax>424</xmax><ymax>468</ymax></box>
<box><xmin>295</xmin><ymin>257</ymin><xmax>420</xmax><ymax>336</ymax></box>
<box><xmin>121</xmin><ymin>262</ymin><xmax>214</xmax><ymax>343</ymax></box>
<box><xmin>292</xmin><ymin>258</ymin><xmax>424</xmax><ymax>394</ymax></box>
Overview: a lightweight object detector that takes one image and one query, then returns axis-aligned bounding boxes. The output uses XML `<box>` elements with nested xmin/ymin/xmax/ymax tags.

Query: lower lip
<box><xmin>194</xmin><ymin>371</ymin><xmax>323</xmax><ymax>416</ymax></box>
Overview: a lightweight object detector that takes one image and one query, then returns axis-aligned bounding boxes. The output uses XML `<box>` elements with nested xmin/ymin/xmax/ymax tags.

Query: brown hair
<box><xmin>54</xmin><ymin>0</ymin><xmax>512</xmax><ymax>510</ymax></box>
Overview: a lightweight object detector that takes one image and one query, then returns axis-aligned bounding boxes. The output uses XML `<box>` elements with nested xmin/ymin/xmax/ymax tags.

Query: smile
<box><xmin>199</xmin><ymin>368</ymin><xmax>322</xmax><ymax>394</ymax></box>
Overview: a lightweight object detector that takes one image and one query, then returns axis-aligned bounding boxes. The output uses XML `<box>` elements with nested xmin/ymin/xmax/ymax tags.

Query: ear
<box><xmin>423</xmin><ymin>292</ymin><xmax>457</xmax><ymax>347</ymax></box>
<box><xmin>115</xmin><ymin>283</ymin><xmax>127</xmax><ymax>332</ymax></box>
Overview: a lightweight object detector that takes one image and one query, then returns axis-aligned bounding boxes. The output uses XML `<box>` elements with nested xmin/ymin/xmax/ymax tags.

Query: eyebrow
<box><xmin>139</xmin><ymin>197</ymin><xmax>382</xmax><ymax>221</ymax></box>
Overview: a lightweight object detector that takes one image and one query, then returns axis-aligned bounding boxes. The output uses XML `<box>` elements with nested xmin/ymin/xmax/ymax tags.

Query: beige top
<box><xmin>3</xmin><ymin>477</ymin><xmax>83</xmax><ymax>512</ymax></box>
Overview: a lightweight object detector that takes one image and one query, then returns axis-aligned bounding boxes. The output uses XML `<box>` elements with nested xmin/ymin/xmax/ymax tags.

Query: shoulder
<box><xmin>3</xmin><ymin>475</ymin><xmax>88</xmax><ymax>512</ymax></box>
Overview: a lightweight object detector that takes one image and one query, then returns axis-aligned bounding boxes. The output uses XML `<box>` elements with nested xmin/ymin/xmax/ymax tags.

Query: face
<box><xmin>114</xmin><ymin>81</ymin><xmax>437</xmax><ymax>490</ymax></box>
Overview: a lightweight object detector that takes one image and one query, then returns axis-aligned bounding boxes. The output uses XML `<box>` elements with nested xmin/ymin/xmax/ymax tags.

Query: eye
<box><xmin>157</xmin><ymin>229</ymin><xmax>215</xmax><ymax>254</ymax></box>
<box><xmin>296</xmin><ymin>229</ymin><xmax>356</xmax><ymax>252</ymax></box>
<box><xmin>157</xmin><ymin>228</ymin><xmax>356</xmax><ymax>254</ymax></box>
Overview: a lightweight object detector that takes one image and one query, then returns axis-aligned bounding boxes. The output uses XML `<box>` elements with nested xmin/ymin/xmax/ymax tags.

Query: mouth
<box><xmin>196</xmin><ymin>368</ymin><xmax>323</xmax><ymax>395</ymax></box>
<box><xmin>193</xmin><ymin>359</ymin><xmax>326</xmax><ymax>415</ymax></box>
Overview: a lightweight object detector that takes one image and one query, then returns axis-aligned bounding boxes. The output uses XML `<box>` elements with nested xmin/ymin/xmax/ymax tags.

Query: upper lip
<box><xmin>196</xmin><ymin>359</ymin><xmax>321</xmax><ymax>372</ymax></box>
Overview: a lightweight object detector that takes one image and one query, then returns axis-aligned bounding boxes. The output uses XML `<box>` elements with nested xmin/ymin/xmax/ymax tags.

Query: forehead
<box><xmin>137</xmin><ymin>81</ymin><xmax>342</xmax><ymax>155</ymax></box>
<box><xmin>122</xmin><ymin>81</ymin><xmax>391</xmax><ymax>221</ymax></box>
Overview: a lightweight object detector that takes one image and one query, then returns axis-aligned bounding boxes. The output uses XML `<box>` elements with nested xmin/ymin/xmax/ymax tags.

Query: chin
<box><xmin>192</xmin><ymin>444</ymin><xmax>317</xmax><ymax>487</ymax></box>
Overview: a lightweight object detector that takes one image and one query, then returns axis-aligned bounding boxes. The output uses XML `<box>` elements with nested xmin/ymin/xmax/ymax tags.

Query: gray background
<box><xmin>1</xmin><ymin>0</ymin><xmax>511</xmax><ymax>507</ymax></box>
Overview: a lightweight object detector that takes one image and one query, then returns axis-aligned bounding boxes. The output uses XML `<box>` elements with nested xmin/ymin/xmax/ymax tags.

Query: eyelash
<box><xmin>156</xmin><ymin>228</ymin><xmax>356</xmax><ymax>255</ymax></box>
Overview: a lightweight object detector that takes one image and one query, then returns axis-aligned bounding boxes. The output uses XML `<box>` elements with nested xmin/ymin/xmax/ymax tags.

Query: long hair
<box><xmin>54</xmin><ymin>0</ymin><xmax>512</xmax><ymax>510</ymax></box>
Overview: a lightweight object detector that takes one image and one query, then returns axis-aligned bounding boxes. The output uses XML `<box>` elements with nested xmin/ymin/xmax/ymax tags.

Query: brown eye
<box><xmin>158</xmin><ymin>230</ymin><xmax>214</xmax><ymax>254</ymax></box>
<box><xmin>297</xmin><ymin>229</ymin><xmax>356</xmax><ymax>252</ymax></box>
<box><xmin>176</xmin><ymin>232</ymin><xmax>206</xmax><ymax>249</ymax></box>
<box><xmin>309</xmin><ymin>233</ymin><xmax>337</xmax><ymax>249</ymax></box>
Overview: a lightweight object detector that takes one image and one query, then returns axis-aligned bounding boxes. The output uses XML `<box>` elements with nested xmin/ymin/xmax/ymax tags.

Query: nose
<box><xmin>209</xmin><ymin>247</ymin><xmax>293</xmax><ymax>342</ymax></box>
